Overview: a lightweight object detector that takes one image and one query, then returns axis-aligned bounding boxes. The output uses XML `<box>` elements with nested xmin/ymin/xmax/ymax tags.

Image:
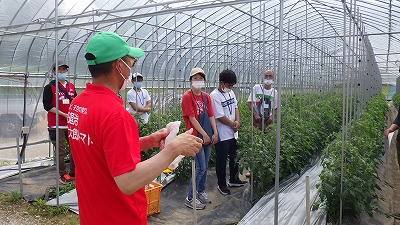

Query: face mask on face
<box><xmin>118</xmin><ymin>59</ymin><xmax>132</xmax><ymax>91</ymax></box>
<box><xmin>264</xmin><ymin>79</ymin><xmax>274</xmax><ymax>86</ymax></box>
<box><xmin>133</xmin><ymin>82</ymin><xmax>142</xmax><ymax>89</ymax></box>
<box><xmin>192</xmin><ymin>80</ymin><xmax>205</xmax><ymax>89</ymax></box>
<box><xmin>222</xmin><ymin>87</ymin><xmax>232</xmax><ymax>93</ymax></box>
<box><xmin>57</xmin><ymin>73</ymin><xmax>67</xmax><ymax>80</ymax></box>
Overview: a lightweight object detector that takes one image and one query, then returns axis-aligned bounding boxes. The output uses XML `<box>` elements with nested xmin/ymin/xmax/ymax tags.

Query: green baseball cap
<box><xmin>85</xmin><ymin>32</ymin><xmax>144</xmax><ymax>65</ymax></box>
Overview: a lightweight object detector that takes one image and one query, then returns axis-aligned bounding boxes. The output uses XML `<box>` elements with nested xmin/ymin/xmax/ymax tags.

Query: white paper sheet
<box><xmin>389</xmin><ymin>132</ymin><xmax>394</xmax><ymax>148</ymax></box>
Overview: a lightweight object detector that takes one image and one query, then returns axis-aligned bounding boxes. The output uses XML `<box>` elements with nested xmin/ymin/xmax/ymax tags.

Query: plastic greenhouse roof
<box><xmin>0</xmin><ymin>0</ymin><xmax>399</xmax><ymax>84</ymax></box>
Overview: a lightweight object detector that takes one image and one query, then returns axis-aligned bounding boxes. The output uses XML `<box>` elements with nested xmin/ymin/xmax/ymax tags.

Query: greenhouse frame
<box><xmin>0</xmin><ymin>0</ymin><xmax>399</xmax><ymax>224</ymax></box>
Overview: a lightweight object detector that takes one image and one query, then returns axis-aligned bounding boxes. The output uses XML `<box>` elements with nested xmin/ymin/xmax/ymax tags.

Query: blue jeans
<box><xmin>187</xmin><ymin>144</ymin><xmax>212</xmax><ymax>200</ymax></box>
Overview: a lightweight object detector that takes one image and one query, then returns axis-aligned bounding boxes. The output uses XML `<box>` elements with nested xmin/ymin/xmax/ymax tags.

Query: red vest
<box><xmin>47</xmin><ymin>82</ymin><xmax>76</xmax><ymax>127</ymax></box>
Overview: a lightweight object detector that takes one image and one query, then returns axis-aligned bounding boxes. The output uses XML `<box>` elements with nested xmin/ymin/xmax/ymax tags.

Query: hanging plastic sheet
<box><xmin>238</xmin><ymin>158</ymin><xmax>326</xmax><ymax>225</ymax></box>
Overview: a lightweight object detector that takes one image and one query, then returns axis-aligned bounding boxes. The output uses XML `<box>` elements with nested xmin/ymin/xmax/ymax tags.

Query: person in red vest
<box><xmin>43</xmin><ymin>60</ymin><xmax>77</xmax><ymax>184</ymax></box>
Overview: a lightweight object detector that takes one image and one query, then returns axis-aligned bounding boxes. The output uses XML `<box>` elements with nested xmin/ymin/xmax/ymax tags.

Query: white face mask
<box><xmin>192</xmin><ymin>80</ymin><xmax>205</xmax><ymax>89</ymax></box>
<box><xmin>119</xmin><ymin>59</ymin><xmax>132</xmax><ymax>91</ymax></box>
<box><xmin>222</xmin><ymin>87</ymin><xmax>232</xmax><ymax>93</ymax></box>
<box><xmin>264</xmin><ymin>79</ymin><xmax>274</xmax><ymax>86</ymax></box>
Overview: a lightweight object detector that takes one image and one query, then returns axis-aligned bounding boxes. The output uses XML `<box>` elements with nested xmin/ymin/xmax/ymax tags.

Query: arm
<box><xmin>248</xmin><ymin>87</ymin><xmax>261</xmax><ymax>121</ymax></box>
<box><xmin>383</xmin><ymin>124</ymin><xmax>399</xmax><ymax>138</ymax></box>
<box><xmin>43</xmin><ymin>85</ymin><xmax>68</xmax><ymax>119</ymax></box>
<box><xmin>139</xmin><ymin>128</ymin><xmax>168</xmax><ymax>151</ymax></box>
<box><xmin>210</xmin><ymin>116</ymin><xmax>218</xmax><ymax>144</ymax></box>
<box><xmin>129</xmin><ymin>102</ymin><xmax>150</xmax><ymax>113</ymax></box>
<box><xmin>233</xmin><ymin>108</ymin><xmax>240</xmax><ymax>132</ymax></box>
<box><xmin>384</xmin><ymin>124</ymin><xmax>399</xmax><ymax>138</ymax></box>
<box><xmin>145</xmin><ymin>100</ymin><xmax>151</xmax><ymax>112</ymax></box>
<box><xmin>73</xmin><ymin>84</ymin><xmax>78</xmax><ymax>98</ymax></box>
<box><xmin>114</xmin><ymin>129</ymin><xmax>202</xmax><ymax>195</ymax></box>
<box><xmin>267</xmin><ymin>108</ymin><xmax>275</xmax><ymax>124</ymax></box>
<box><xmin>49</xmin><ymin>107</ymin><xmax>68</xmax><ymax>119</ymax></box>
<box><xmin>384</xmin><ymin>113</ymin><xmax>400</xmax><ymax>138</ymax></box>
<box><xmin>247</xmin><ymin>101</ymin><xmax>261</xmax><ymax>122</ymax></box>
<box><xmin>217</xmin><ymin>116</ymin><xmax>235</xmax><ymax>128</ymax></box>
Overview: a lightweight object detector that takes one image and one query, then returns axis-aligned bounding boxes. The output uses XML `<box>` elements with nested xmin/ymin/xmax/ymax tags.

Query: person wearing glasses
<box><xmin>68</xmin><ymin>31</ymin><xmax>202</xmax><ymax>225</ymax></box>
<box><xmin>43</xmin><ymin>60</ymin><xmax>77</xmax><ymax>185</ymax></box>
<box><xmin>127</xmin><ymin>72</ymin><xmax>151</xmax><ymax>124</ymax></box>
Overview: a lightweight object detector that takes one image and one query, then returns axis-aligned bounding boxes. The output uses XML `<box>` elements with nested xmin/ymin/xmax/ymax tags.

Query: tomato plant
<box><xmin>317</xmin><ymin>93</ymin><xmax>387</xmax><ymax>222</ymax></box>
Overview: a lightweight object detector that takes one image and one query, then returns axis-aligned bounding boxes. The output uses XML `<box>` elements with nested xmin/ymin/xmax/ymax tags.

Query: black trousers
<box><xmin>215</xmin><ymin>138</ymin><xmax>239</xmax><ymax>188</ymax></box>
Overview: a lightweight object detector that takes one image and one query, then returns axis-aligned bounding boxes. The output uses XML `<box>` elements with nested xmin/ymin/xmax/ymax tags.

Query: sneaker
<box><xmin>217</xmin><ymin>186</ymin><xmax>231</xmax><ymax>195</ymax></box>
<box><xmin>228</xmin><ymin>180</ymin><xmax>247</xmax><ymax>187</ymax></box>
<box><xmin>184</xmin><ymin>197</ymin><xmax>206</xmax><ymax>210</ymax></box>
<box><xmin>59</xmin><ymin>174</ymin><xmax>74</xmax><ymax>185</ymax></box>
<box><xmin>197</xmin><ymin>192</ymin><xmax>211</xmax><ymax>204</ymax></box>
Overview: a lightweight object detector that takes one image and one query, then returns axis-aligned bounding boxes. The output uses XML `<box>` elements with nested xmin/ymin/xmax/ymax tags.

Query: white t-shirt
<box><xmin>210</xmin><ymin>88</ymin><xmax>238</xmax><ymax>142</ymax></box>
<box><xmin>247</xmin><ymin>85</ymin><xmax>278</xmax><ymax>118</ymax></box>
<box><xmin>127</xmin><ymin>88</ymin><xmax>151</xmax><ymax>123</ymax></box>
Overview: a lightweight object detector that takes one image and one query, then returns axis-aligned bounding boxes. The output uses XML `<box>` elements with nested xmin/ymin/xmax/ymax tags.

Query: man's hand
<box><xmin>167</xmin><ymin>129</ymin><xmax>202</xmax><ymax>157</ymax></box>
<box><xmin>384</xmin><ymin>129</ymin><xmax>392</xmax><ymax>138</ymax></box>
<box><xmin>254</xmin><ymin>114</ymin><xmax>261</xmax><ymax>122</ymax></box>
<box><xmin>145</xmin><ymin>128</ymin><xmax>169</xmax><ymax>149</ymax></box>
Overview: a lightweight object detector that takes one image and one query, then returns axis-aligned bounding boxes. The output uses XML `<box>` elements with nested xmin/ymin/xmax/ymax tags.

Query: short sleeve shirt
<box><xmin>247</xmin><ymin>85</ymin><xmax>278</xmax><ymax>117</ymax></box>
<box><xmin>210</xmin><ymin>89</ymin><xmax>237</xmax><ymax>141</ymax></box>
<box><xmin>68</xmin><ymin>83</ymin><xmax>147</xmax><ymax>225</ymax></box>
<box><xmin>181</xmin><ymin>90</ymin><xmax>214</xmax><ymax>137</ymax></box>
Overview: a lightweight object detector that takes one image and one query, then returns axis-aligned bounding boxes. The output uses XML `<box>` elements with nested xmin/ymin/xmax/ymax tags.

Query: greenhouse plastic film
<box><xmin>238</xmin><ymin>158</ymin><xmax>326</xmax><ymax>225</ymax></box>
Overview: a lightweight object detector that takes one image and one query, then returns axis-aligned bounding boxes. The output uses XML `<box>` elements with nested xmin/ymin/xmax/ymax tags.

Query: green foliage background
<box><xmin>392</xmin><ymin>93</ymin><xmax>400</xmax><ymax>109</ymax></box>
<box><xmin>237</xmin><ymin>91</ymin><xmax>343</xmax><ymax>199</ymax></box>
<box><xmin>133</xmin><ymin>90</ymin><xmax>386</xmax><ymax>222</ymax></box>
<box><xmin>317</xmin><ymin>93</ymin><xmax>387</xmax><ymax>222</ymax></box>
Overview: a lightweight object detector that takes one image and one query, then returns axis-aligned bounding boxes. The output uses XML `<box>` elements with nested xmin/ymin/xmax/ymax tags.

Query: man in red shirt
<box><xmin>43</xmin><ymin>60</ymin><xmax>77</xmax><ymax>184</ymax></box>
<box><xmin>68</xmin><ymin>31</ymin><xmax>202</xmax><ymax>225</ymax></box>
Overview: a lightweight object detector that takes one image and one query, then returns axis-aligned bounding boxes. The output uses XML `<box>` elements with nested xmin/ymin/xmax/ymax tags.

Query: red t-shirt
<box><xmin>181</xmin><ymin>90</ymin><xmax>214</xmax><ymax>137</ymax></box>
<box><xmin>68</xmin><ymin>83</ymin><xmax>147</xmax><ymax>225</ymax></box>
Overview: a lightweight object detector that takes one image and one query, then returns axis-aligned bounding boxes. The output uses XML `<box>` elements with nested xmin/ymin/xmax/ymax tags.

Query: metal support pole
<box><xmin>191</xmin><ymin>159</ymin><xmax>197</xmax><ymax>225</ymax></box>
<box><xmin>340</xmin><ymin>1</ymin><xmax>348</xmax><ymax>224</ymax></box>
<box><xmin>16</xmin><ymin>137</ymin><xmax>23</xmax><ymax>199</ymax></box>
<box><xmin>306</xmin><ymin>175</ymin><xmax>310</xmax><ymax>225</ymax></box>
<box><xmin>274</xmin><ymin>1</ymin><xmax>284</xmax><ymax>224</ymax></box>
<box><xmin>55</xmin><ymin>0</ymin><xmax>60</xmax><ymax>207</ymax></box>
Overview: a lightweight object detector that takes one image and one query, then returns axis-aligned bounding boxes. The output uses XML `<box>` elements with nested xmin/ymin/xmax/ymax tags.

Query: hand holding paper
<box><xmin>165</xmin><ymin>121</ymin><xmax>184</xmax><ymax>170</ymax></box>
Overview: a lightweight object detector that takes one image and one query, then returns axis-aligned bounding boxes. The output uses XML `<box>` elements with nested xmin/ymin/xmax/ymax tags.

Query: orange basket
<box><xmin>145</xmin><ymin>181</ymin><xmax>163</xmax><ymax>216</ymax></box>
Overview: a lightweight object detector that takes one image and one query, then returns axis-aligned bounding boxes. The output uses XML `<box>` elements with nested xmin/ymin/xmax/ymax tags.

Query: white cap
<box><xmin>132</xmin><ymin>72</ymin><xmax>143</xmax><ymax>79</ymax></box>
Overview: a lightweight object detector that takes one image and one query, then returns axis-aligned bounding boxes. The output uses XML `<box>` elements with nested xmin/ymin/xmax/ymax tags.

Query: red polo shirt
<box><xmin>68</xmin><ymin>83</ymin><xmax>147</xmax><ymax>225</ymax></box>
